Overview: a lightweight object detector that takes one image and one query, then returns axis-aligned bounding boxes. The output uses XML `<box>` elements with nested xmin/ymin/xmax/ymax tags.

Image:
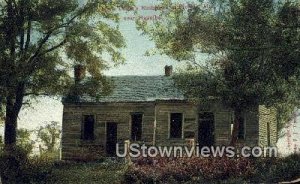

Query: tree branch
<box><xmin>24</xmin><ymin>19</ymin><xmax>31</xmax><ymax>52</ymax></box>
<box><xmin>27</xmin><ymin>12</ymin><xmax>82</xmax><ymax>64</ymax></box>
<box><xmin>39</xmin><ymin>38</ymin><xmax>67</xmax><ymax>56</ymax></box>
<box><xmin>13</xmin><ymin>82</ymin><xmax>25</xmax><ymax>116</ymax></box>
<box><xmin>24</xmin><ymin>92</ymin><xmax>50</xmax><ymax>96</ymax></box>
<box><xmin>28</xmin><ymin>31</ymin><xmax>54</xmax><ymax>62</ymax></box>
<box><xmin>19</xmin><ymin>0</ymin><xmax>26</xmax><ymax>54</ymax></box>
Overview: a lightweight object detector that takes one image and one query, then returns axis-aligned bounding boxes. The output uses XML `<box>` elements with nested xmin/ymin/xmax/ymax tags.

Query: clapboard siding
<box><xmin>61</xmin><ymin>101</ymin><xmax>276</xmax><ymax>160</ymax></box>
<box><xmin>155</xmin><ymin>102</ymin><xmax>197</xmax><ymax>146</ymax></box>
<box><xmin>61</xmin><ymin>102</ymin><xmax>155</xmax><ymax>160</ymax></box>
<box><xmin>214</xmin><ymin>111</ymin><xmax>232</xmax><ymax>145</ymax></box>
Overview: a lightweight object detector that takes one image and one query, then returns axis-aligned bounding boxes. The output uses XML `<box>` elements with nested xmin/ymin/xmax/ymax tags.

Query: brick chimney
<box><xmin>165</xmin><ymin>65</ymin><xmax>173</xmax><ymax>76</ymax></box>
<box><xmin>74</xmin><ymin>64</ymin><xmax>86</xmax><ymax>83</ymax></box>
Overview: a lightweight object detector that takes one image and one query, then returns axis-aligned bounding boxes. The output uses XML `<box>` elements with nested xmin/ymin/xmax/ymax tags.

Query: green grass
<box><xmin>44</xmin><ymin>161</ymin><xmax>128</xmax><ymax>184</ymax></box>
<box><xmin>2</xmin><ymin>153</ymin><xmax>299</xmax><ymax>183</ymax></box>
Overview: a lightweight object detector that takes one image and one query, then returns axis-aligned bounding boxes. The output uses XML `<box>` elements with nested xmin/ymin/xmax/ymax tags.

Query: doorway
<box><xmin>198</xmin><ymin>112</ymin><xmax>215</xmax><ymax>148</ymax></box>
<box><xmin>106</xmin><ymin>122</ymin><xmax>117</xmax><ymax>156</ymax></box>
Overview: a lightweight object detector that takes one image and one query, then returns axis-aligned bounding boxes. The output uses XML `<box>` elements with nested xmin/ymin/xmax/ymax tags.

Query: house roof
<box><xmin>79</xmin><ymin>75</ymin><xmax>186</xmax><ymax>103</ymax></box>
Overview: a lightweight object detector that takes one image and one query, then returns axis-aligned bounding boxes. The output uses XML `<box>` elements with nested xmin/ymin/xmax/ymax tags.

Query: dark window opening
<box><xmin>170</xmin><ymin>113</ymin><xmax>183</xmax><ymax>138</ymax></box>
<box><xmin>198</xmin><ymin>112</ymin><xmax>215</xmax><ymax>147</ymax></box>
<box><xmin>131</xmin><ymin>113</ymin><xmax>143</xmax><ymax>141</ymax></box>
<box><xmin>238</xmin><ymin>116</ymin><xmax>245</xmax><ymax>139</ymax></box>
<box><xmin>82</xmin><ymin>115</ymin><xmax>95</xmax><ymax>140</ymax></box>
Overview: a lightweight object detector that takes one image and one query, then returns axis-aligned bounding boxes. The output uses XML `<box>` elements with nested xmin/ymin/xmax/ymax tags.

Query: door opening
<box><xmin>106</xmin><ymin>122</ymin><xmax>117</xmax><ymax>156</ymax></box>
<box><xmin>198</xmin><ymin>112</ymin><xmax>215</xmax><ymax>148</ymax></box>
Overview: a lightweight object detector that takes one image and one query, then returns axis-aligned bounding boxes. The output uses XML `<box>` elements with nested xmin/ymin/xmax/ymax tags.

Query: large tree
<box><xmin>138</xmin><ymin>0</ymin><xmax>300</xmax><ymax>145</ymax></box>
<box><xmin>0</xmin><ymin>0</ymin><xmax>134</xmax><ymax>148</ymax></box>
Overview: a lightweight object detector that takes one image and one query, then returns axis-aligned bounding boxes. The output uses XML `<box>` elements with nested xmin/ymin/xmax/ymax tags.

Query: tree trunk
<box><xmin>1</xmin><ymin>84</ymin><xmax>25</xmax><ymax>183</ymax></box>
<box><xmin>4</xmin><ymin>98</ymin><xmax>18</xmax><ymax>147</ymax></box>
<box><xmin>3</xmin><ymin>0</ymin><xmax>19</xmax><ymax>148</ymax></box>
<box><xmin>230</xmin><ymin>108</ymin><xmax>242</xmax><ymax>146</ymax></box>
<box><xmin>4</xmin><ymin>83</ymin><xmax>25</xmax><ymax>148</ymax></box>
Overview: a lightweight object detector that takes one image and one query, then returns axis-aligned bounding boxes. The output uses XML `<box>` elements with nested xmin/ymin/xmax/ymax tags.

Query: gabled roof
<box><xmin>79</xmin><ymin>75</ymin><xmax>185</xmax><ymax>103</ymax></box>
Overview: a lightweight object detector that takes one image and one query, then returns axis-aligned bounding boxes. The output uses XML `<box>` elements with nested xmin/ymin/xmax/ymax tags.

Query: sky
<box><xmin>0</xmin><ymin>0</ymin><xmax>299</xmax><ymax>156</ymax></box>
<box><xmin>104</xmin><ymin>0</ymin><xmax>187</xmax><ymax>76</ymax></box>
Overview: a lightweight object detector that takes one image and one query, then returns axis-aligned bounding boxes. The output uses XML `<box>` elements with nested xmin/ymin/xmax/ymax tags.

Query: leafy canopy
<box><xmin>138</xmin><ymin>0</ymin><xmax>300</xmax><ymax>111</ymax></box>
<box><xmin>138</xmin><ymin>0</ymin><xmax>299</xmax><ymax>138</ymax></box>
<box><xmin>0</xmin><ymin>0</ymin><xmax>134</xmax><ymax>103</ymax></box>
<box><xmin>0</xmin><ymin>0</ymin><xmax>134</xmax><ymax>146</ymax></box>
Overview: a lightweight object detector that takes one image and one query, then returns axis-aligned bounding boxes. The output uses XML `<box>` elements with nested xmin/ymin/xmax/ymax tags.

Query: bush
<box><xmin>39</xmin><ymin>150</ymin><xmax>61</xmax><ymax>161</ymax></box>
<box><xmin>0</xmin><ymin>146</ymin><xmax>55</xmax><ymax>184</ymax></box>
<box><xmin>22</xmin><ymin>156</ymin><xmax>55</xmax><ymax>183</ymax></box>
<box><xmin>0</xmin><ymin>146</ymin><xmax>30</xmax><ymax>183</ymax></box>
<box><xmin>123</xmin><ymin>156</ymin><xmax>255</xmax><ymax>183</ymax></box>
<box><xmin>251</xmin><ymin>154</ymin><xmax>300</xmax><ymax>183</ymax></box>
<box><xmin>123</xmin><ymin>155</ymin><xmax>300</xmax><ymax>183</ymax></box>
<box><xmin>71</xmin><ymin>145</ymin><xmax>105</xmax><ymax>162</ymax></box>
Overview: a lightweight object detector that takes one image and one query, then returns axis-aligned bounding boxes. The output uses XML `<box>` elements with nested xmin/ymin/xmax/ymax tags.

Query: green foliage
<box><xmin>0</xmin><ymin>148</ymin><xmax>125</xmax><ymax>183</ymax></box>
<box><xmin>0</xmin><ymin>0</ymin><xmax>135</xmax><ymax>146</ymax></box>
<box><xmin>0</xmin><ymin>147</ymin><xmax>56</xmax><ymax>184</ymax></box>
<box><xmin>36</xmin><ymin>121</ymin><xmax>61</xmax><ymax>156</ymax></box>
<box><xmin>0</xmin><ymin>129</ymin><xmax>33</xmax><ymax>154</ymax></box>
<box><xmin>139</xmin><ymin>0</ymin><xmax>300</xmax><ymax>134</ymax></box>
<box><xmin>21</xmin><ymin>156</ymin><xmax>55</xmax><ymax>184</ymax></box>
<box><xmin>124</xmin><ymin>156</ymin><xmax>255</xmax><ymax>183</ymax></box>
<box><xmin>0</xmin><ymin>103</ymin><xmax>4</xmax><ymax>124</ymax></box>
<box><xmin>71</xmin><ymin>145</ymin><xmax>106</xmax><ymax>162</ymax></box>
<box><xmin>17</xmin><ymin>128</ymin><xmax>34</xmax><ymax>155</ymax></box>
<box><xmin>123</xmin><ymin>155</ymin><xmax>300</xmax><ymax>183</ymax></box>
<box><xmin>275</xmin><ymin>103</ymin><xmax>297</xmax><ymax>135</ymax></box>
<box><xmin>0</xmin><ymin>146</ymin><xmax>31</xmax><ymax>183</ymax></box>
<box><xmin>0</xmin><ymin>154</ymin><xmax>298</xmax><ymax>183</ymax></box>
<box><xmin>0</xmin><ymin>135</ymin><xmax>3</xmax><ymax>151</ymax></box>
<box><xmin>251</xmin><ymin>154</ymin><xmax>300</xmax><ymax>183</ymax></box>
<box><xmin>0</xmin><ymin>0</ymin><xmax>134</xmax><ymax>99</ymax></box>
<box><xmin>44</xmin><ymin>161</ymin><xmax>127</xmax><ymax>184</ymax></box>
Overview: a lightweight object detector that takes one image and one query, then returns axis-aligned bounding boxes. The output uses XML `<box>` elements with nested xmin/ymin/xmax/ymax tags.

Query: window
<box><xmin>170</xmin><ymin>113</ymin><xmax>183</xmax><ymax>138</ymax></box>
<box><xmin>238</xmin><ymin>116</ymin><xmax>245</xmax><ymax>139</ymax></box>
<box><xmin>131</xmin><ymin>113</ymin><xmax>143</xmax><ymax>141</ymax></box>
<box><xmin>81</xmin><ymin>115</ymin><xmax>95</xmax><ymax>140</ymax></box>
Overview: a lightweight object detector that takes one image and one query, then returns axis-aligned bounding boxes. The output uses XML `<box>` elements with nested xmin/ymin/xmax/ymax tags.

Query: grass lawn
<box><xmin>44</xmin><ymin>161</ymin><xmax>127</xmax><ymax>184</ymax></box>
<box><xmin>2</xmin><ymin>154</ymin><xmax>299</xmax><ymax>183</ymax></box>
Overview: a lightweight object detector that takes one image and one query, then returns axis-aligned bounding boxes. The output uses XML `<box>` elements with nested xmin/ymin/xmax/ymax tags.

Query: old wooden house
<box><xmin>61</xmin><ymin>65</ymin><xmax>277</xmax><ymax>160</ymax></box>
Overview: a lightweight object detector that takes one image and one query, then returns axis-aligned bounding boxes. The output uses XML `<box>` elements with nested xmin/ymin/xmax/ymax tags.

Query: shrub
<box><xmin>124</xmin><ymin>154</ymin><xmax>300</xmax><ymax>183</ymax></box>
<box><xmin>71</xmin><ymin>145</ymin><xmax>105</xmax><ymax>162</ymax></box>
<box><xmin>0</xmin><ymin>146</ymin><xmax>56</xmax><ymax>184</ymax></box>
<box><xmin>123</xmin><ymin>156</ymin><xmax>256</xmax><ymax>183</ymax></box>
<box><xmin>39</xmin><ymin>149</ymin><xmax>61</xmax><ymax>161</ymax></box>
<box><xmin>22</xmin><ymin>156</ymin><xmax>55</xmax><ymax>183</ymax></box>
<box><xmin>254</xmin><ymin>154</ymin><xmax>300</xmax><ymax>183</ymax></box>
<box><xmin>0</xmin><ymin>146</ymin><xmax>30</xmax><ymax>183</ymax></box>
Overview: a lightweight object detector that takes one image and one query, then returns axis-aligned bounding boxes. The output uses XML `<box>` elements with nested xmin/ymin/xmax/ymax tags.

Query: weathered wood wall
<box><xmin>61</xmin><ymin>101</ymin><xmax>271</xmax><ymax>160</ymax></box>
<box><xmin>61</xmin><ymin>102</ymin><xmax>155</xmax><ymax>160</ymax></box>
